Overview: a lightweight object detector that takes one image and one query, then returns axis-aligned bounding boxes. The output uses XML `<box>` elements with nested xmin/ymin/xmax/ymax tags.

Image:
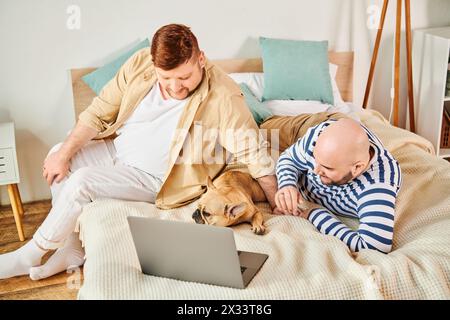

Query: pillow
<box><xmin>230</xmin><ymin>69</ymin><xmax>360</xmax><ymax>119</ymax></box>
<box><xmin>228</xmin><ymin>72</ymin><xmax>265</xmax><ymax>101</ymax></box>
<box><xmin>264</xmin><ymin>99</ymin><xmax>331</xmax><ymax>116</ymax></box>
<box><xmin>239</xmin><ymin>83</ymin><xmax>272</xmax><ymax>125</ymax></box>
<box><xmin>82</xmin><ymin>38</ymin><xmax>150</xmax><ymax>95</ymax></box>
<box><xmin>228</xmin><ymin>63</ymin><xmax>344</xmax><ymax>105</ymax></box>
<box><xmin>259</xmin><ymin>37</ymin><xmax>334</xmax><ymax>105</ymax></box>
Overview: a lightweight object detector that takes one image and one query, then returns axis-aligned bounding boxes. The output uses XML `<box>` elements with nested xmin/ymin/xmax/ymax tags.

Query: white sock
<box><xmin>29</xmin><ymin>233</ymin><xmax>85</xmax><ymax>281</ymax></box>
<box><xmin>0</xmin><ymin>240</ymin><xmax>47</xmax><ymax>279</ymax></box>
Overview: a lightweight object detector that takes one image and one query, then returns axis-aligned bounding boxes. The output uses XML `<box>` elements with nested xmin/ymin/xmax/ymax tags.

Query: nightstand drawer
<box><xmin>0</xmin><ymin>148</ymin><xmax>17</xmax><ymax>183</ymax></box>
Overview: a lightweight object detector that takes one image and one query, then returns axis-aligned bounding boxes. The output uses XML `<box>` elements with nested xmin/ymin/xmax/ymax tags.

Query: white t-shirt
<box><xmin>113</xmin><ymin>83</ymin><xmax>188</xmax><ymax>180</ymax></box>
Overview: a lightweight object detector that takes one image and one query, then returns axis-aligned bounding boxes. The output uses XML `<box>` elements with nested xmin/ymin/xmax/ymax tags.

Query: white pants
<box><xmin>33</xmin><ymin>139</ymin><xmax>163</xmax><ymax>250</ymax></box>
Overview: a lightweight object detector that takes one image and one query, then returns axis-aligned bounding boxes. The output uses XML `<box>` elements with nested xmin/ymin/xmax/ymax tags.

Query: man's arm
<box><xmin>43</xmin><ymin>48</ymin><xmax>144</xmax><ymax>185</ymax></box>
<box><xmin>305</xmin><ymin>184</ymin><xmax>397</xmax><ymax>254</ymax></box>
<box><xmin>218</xmin><ymin>93</ymin><xmax>277</xmax><ymax>186</ymax></box>
<box><xmin>43</xmin><ymin>123</ymin><xmax>98</xmax><ymax>185</ymax></box>
<box><xmin>77</xmin><ymin>47</ymin><xmax>143</xmax><ymax>135</ymax></box>
<box><xmin>276</xmin><ymin>143</ymin><xmax>306</xmax><ymax>189</ymax></box>
<box><xmin>274</xmin><ymin>137</ymin><xmax>310</xmax><ymax>214</ymax></box>
<box><xmin>256</xmin><ymin>175</ymin><xmax>278</xmax><ymax>209</ymax></box>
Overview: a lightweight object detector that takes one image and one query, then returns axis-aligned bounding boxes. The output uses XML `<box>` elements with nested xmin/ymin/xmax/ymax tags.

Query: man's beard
<box><xmin>167</xmin><ymin>87</ymin><xmax>191</xmax><ymax>99</ymax></box>
<box><xmin>321</xmin><ymin>171</ymin><xmax>354</xmax><ymax>186</ymax></box>
<box><xmin>168</xmin><ymin>65</ymin><xmax>204</xmax><ymax>100</ymax></box>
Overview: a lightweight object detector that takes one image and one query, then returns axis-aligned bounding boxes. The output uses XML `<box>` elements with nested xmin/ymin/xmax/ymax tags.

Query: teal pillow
<box><xmin>82</xmin><ymin>38</ymin><xmax>150</xmax><ymax>95</ymax></box>
<box><xmin>259</xmin><ymin>37</ymin><xmax>334</xmax><ymax>105</ymax></box>
<box><xmin>239</xmin><ymin>83</ymin><xmax>272</xmax><ymax>125</ymax></box>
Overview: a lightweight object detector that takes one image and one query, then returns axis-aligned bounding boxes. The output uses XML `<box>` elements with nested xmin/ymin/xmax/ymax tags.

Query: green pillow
<box><xmin>259</xmin><ymin>37</ymin><xmax>334</xmax><ymax>105</ymax></box>
<box><xmin>82</xmin><ymin>38</ymin><xmax>150</xmax><ymax>95</ymax></box>
<box><xmin>239</xmin><ymin>83</ymin><xmax>272</xmax><ymax>125</ymax></box>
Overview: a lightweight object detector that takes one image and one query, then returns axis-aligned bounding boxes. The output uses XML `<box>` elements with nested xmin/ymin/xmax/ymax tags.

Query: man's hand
<box><xmin>43</xmin><ymin>151</ymin><xmax>70</xmax><ymax>186</ymax></box>
<box><xmin>42</xmin><ymin>122</ymin><xmax>98</xmax><ymax>186</ymax></box>
<box><xmin>272</xmin><ymin>207</ymin><xmax>285</xmax><ymax>215</ymax></box>
<box><xmin>274</xmin><ymin>186</ymin><xmax>322</xmax><ymax>218</ymax></box>
<box><xmin>275</xmin><ymin>186</ymin><xmax>304</xmax><ymax>216</ymax></box>
<box><xmin>273</xmin><ymin>197</ymin><xmax>322</xmax><ymax>219</ymax></box>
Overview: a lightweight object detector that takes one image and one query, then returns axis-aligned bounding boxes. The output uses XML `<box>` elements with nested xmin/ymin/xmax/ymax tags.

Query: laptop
<box><xmin>127</xmin><ymin>216</ymin><xmax>268</xmax><ymax>289</ymax></box>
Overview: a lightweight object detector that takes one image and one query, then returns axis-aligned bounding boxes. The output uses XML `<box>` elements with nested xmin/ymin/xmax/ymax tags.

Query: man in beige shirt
<box><xmin>0</xmin><ymin>24</ymin><xmax>278</xmax><ymax>280</ymax></box>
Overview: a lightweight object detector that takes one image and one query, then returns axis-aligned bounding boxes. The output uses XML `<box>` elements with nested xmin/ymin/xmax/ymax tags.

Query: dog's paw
<box><xmin>251</xmin><ymin>224</ymin><xmax>266</xmax><ymax>235</ymax></box>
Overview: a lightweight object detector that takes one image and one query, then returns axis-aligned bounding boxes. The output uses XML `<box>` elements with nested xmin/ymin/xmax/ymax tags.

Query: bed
<box><xmin>70</xmin><ymin>53</ymin><xmax>450</xmax><ymax>299</ymax></box>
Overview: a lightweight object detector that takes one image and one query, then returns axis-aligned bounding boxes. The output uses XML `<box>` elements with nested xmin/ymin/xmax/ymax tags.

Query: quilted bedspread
<box><xmin>76</xmin><ymin>110</ymin><xmax>450</xmax><ymax>299</ymax></box>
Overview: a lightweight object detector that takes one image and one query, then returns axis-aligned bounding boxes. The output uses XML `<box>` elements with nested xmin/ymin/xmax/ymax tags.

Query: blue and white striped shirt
<box><xmin>276</xmin><ymin>120</ymin><xmax>402</xmax><ymax>253</ymax></box>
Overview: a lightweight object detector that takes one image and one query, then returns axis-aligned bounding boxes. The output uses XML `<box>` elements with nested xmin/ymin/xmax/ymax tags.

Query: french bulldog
<box><xmin>192</xmin><ymin>170</ymin><xmax>267</xmax><ymax>235</ymax></box>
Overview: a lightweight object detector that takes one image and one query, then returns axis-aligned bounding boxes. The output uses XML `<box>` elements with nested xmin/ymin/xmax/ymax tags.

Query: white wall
<box><xmin>353</xmin><ymin>0</ymin><xmax>450</xmax><ymax>127</ymax></box>
<box><xmin>0</xmin><ymin>0</ymin><xmax>449</xmax><ymax>204</ymax></box>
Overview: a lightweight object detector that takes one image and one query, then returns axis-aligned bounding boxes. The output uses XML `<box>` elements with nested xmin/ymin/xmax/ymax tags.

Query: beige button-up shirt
<box><xmin>78</xmin><ymin>48</ymin><xmax>275</xmax><ymax>209</ymax></box>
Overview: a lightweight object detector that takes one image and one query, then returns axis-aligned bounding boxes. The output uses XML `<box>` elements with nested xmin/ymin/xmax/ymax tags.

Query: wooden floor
<box><xmin>0</xmin><ymin>200</ymin><xmax>82</xmax><ymax>300</ymax></box>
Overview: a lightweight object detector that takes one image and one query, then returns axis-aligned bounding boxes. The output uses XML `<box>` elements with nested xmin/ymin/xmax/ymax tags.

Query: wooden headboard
<box><xmin>70</xmin><ymin>52</ymin><xmax>353</xmax><ymax>119</ymax></box>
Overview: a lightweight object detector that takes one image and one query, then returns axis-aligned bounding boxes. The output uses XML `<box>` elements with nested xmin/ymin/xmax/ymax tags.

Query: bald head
<box><xmin>313</xmin><ymin>118</ymin><xmax>372</xmax><ymax>185</ymax></box>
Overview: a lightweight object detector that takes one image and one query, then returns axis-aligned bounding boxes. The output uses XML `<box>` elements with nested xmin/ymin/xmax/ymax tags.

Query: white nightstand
<box><xmin>0</xmin><ymin>122</ymin><xmax>25</xmax><ymax>241</ymax></box>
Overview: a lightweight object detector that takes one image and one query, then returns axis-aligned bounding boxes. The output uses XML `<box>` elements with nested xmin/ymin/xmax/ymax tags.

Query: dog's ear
<box><xmin>226</xmin><ymin>202</ymin><xmax>247</xmax><ymax>218</ymax></box>
<box><xmin>206</xmin><ymin>176</ymin><xmax>216</xmax><ymax>190</ymax></box>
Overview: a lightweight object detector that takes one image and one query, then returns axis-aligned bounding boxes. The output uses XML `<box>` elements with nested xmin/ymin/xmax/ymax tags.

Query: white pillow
<box><xmin>228</xmin><ymin>72</ymin><xmax>265</xmax><ymax>101</ymax></box>
<box><xmin>264</xmin><ymin>99</ymin><xmax>331</xmax><ymax>116</ymax></box>
<box><xmin>228</xmin><ymin>63</ymin><xmax>345</xmax><ymax>106</ymax></box>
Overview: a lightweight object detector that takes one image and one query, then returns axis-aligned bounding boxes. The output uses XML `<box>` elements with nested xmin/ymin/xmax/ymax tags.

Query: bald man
<box><xmin>274</xmin><ymin>118</ymin><xmax>402</xmax><ymax>253</ymax></box>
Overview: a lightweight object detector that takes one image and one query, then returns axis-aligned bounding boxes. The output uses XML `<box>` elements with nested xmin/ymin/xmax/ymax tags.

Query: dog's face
<box><xmin>192</xmin><ymin>177</ymin><xmax>247</xmax><ymax>227</ymax></box>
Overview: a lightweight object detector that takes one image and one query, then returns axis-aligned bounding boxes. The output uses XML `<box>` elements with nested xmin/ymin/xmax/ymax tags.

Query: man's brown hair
<box><xmin>151</xmin><ymin>24</ymin><xmax>200</xmax><ymax>70</ymax></box>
